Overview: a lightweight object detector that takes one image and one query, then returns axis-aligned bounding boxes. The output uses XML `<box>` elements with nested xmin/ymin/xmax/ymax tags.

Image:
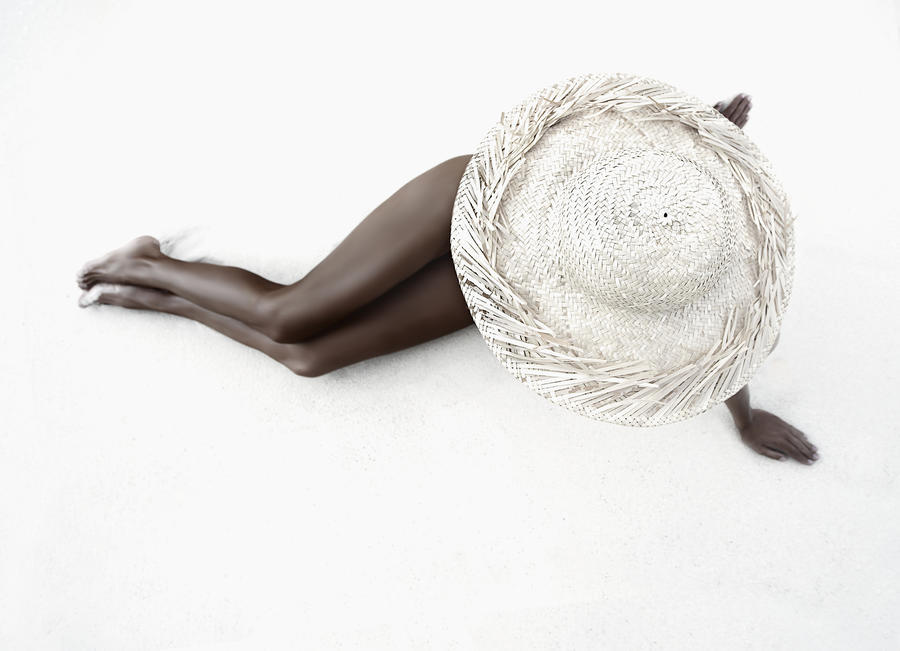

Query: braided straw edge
<box><xmin>449</xmin><ymin>72</ymin><xmax>796</xmax><ymax>427</ymax></box>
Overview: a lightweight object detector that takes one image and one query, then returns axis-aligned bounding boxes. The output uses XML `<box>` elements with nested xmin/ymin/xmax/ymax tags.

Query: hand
<box><xmin>739</xmin><ymin>408</ymin><xmax>818</xmax><ymax>464</ymax></box>
<box><xmin>713</xmin><ymin>93</ymin><xmax>752</xmax><ymax>128</ymax></box>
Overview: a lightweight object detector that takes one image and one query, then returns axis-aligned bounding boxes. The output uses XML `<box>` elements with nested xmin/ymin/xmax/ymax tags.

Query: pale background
<box><xmin>2</xmin><ymin>0</ymin><xmax>899</xmax><ymax>649</ymax></box>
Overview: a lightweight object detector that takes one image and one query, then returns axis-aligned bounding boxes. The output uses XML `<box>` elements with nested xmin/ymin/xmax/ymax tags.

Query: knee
<box><xmin>284</xmin><ymin>343</ymin><xmax>330</xmax><ymax>378</ymax></box>
<box><xmin>258</xmin><ymin>292</ymin><xmax>307</xmax><ymax>344</ymax></box>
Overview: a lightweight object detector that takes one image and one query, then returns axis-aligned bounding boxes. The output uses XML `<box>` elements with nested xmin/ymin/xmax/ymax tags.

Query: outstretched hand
<box><xmin>740</xmin><ymin>408</ymin><xmax>818</xmax><ymax>464</ymax></box>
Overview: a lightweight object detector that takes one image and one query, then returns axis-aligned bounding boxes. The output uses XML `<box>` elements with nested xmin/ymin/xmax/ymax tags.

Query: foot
<box><xmin>713</xmin><ymin>93</ymin><xmax>752</xmax><ymax>128</ymax></box>
<box><xmin>738</xmin><ymin>408</ymin><xmax>819</xmax><ymax>465</ymax></box>
<box><xmin>78</xmin><ymin>282</ymin><xmax>175</xmax><ymax>310</ymax></box>
<box><xmin>76</xmin><ymin>235</ymin><xmax>162</xmax><ymax>290</ymax></box>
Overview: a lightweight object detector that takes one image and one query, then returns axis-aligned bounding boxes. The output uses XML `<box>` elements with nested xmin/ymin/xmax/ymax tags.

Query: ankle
<box><xmin>127</xmin><ymin>255</ymin><xmax>161</xmax><ymax>285</ymax></box>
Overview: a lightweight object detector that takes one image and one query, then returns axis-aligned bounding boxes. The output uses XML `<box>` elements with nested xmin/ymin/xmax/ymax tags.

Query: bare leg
<box><xmin>77</xmin><ymin>155</ymin><xmax>473</xmax><ymax>343</ymax></box>
<box><xmin>77</xmin><ymin>97</ymin><xmax>747</xmax><ymax>341</ymax></box>
<box><xmin>88</xmin><ymin>253</ymin><xmax>473</xmax><ymax>376</ymax></box>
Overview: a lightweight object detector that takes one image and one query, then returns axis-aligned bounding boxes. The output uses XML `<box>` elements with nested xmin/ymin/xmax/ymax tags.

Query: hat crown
<box><xmin>550</xmin><ymin>148</ymin><xmax>737</xmax><ymax>312</ymax></box>
<box><xmin>451</xmin><ymin>73</ymin><xmax>795</xmax><ymax>426</ymax></box>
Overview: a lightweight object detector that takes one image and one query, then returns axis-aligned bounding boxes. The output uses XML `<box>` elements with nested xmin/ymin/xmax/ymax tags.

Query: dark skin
<box><xmin>77</xmin><ymin>92</ymin><xmax>817</xmax><ymax>465</ymax></box>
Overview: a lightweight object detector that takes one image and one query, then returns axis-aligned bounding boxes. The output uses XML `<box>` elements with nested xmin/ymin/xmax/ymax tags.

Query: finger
<box><xmin>731</xmin><ymin>96</ymin><xmax>751</xmax><ymax>123</ymax></box>
<box><xmin>788</xmin><ymin>430</ymin><xmax>817</xmax><ymax>460</ymax></box>
<box><xmin>788</xmin><ymin>428</ymin><xmax>813</xmax><ymax>454</ymax></box>
<box><xmin>789</xmin><ymin>425</ymin><xmax>817</xmax><ymax>452</ymax></box>
<box><xmin>713</xmin><ymin>101</ymin><xmax>725</xmax><ymax>112</ymax></box>
<box><xmin>723</xmin><ymin>96</ymin><xmax>739</xmax><ymax>120</ymax></box>
<box><xmin>787</xmin><ymin>424</ymin><xmax>817</xmax><ymax>455</ymax></box>
<box><xmin>757</xmin><ymin>446</ymin><xmax>785</xmax><ymax>461</ymax></box>
<box><xmin>779</xmin><ymin>437</ymin><xmax>811</xmax><ymax>464</ymax></box>
<box><xmin>723</xmin><ymin>94</ymin><xmax>742</xmax><ymax>118</ymax></box>
<box><xmin>787</xmin><ymin>433</ymin><xmax>815</xmax><ymax>463</ymax></box>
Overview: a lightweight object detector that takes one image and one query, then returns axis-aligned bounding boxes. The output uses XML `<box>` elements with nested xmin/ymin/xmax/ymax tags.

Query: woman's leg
<box><xmin>88</xmin><ymin>253</ymin><xmax>473</xmax><ymax>377</ymax></box>
<box><xmin>77</xmin><ymin>154</ymin><xmax>473</xmax><ymax>343</ymax></box>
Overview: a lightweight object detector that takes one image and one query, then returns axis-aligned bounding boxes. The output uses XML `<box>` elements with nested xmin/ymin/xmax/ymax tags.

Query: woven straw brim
<box><xmin>449</xmin><ymin>72</ymin><xmax>795</xmax><ymax>427</ymax></box>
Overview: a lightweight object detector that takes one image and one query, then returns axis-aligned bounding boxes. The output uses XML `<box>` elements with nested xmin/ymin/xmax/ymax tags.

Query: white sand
<box><xmin>2</xmin><ymin>1</ymin><xmax>899</xmax><ymax>649</ymax></box>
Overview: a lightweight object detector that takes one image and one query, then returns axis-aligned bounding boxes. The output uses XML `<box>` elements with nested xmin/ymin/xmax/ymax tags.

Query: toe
<box><xmin>79</xmin><ymin>283</ymin><xmax>113</xmax><ymax>307</ymax></box>
<box><xmin>96</xmin><ymin>283</ymin><xmax>124</xmax><ymax>305</ymax></box>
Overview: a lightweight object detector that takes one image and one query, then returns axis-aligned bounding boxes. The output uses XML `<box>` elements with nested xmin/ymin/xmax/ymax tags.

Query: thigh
<box><xmin>291</xmin><ymin>154</ymin><xmax>471</xmax><ymax>301</ymax></box>
<box><xmin>303</xmin><ymin>253</ymin><xmax>474</xmax><ymax>376</ymax></box>
<box><xmin>263</xmin><ymin>154</ymin><xmax>472</xmax><ymax>340</ymax></box>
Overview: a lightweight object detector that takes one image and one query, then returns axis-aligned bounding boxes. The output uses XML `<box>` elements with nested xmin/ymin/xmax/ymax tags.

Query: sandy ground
<box><xmin>2</xmin><ymin>1</ymin><xmax>899</xmax><ymax>649</ymax></box>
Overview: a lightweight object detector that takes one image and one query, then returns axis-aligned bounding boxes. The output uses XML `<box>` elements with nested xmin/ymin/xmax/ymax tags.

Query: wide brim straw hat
<box><xmin>449</xmin><ymin>72</ymin><xmax>796</xmax><ymax>427</ymax></box>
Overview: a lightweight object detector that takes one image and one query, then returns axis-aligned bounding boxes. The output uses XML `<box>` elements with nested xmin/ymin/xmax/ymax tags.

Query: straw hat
<box><xmin>449</xmin><ymin>72</ymin><xmax>796</xmax><ymax>427</ymax></box>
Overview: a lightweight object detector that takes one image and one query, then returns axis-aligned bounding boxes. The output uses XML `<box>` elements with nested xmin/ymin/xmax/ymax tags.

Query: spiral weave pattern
<box><xmin>449</xmin><ymin>72</ymin><xmax>796</xmax><ymax>427</ymax></box>
<box><xmin>551</xmin><ymin>148</ymin><xmax>737</xmax><ymax>312</ymax></box>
